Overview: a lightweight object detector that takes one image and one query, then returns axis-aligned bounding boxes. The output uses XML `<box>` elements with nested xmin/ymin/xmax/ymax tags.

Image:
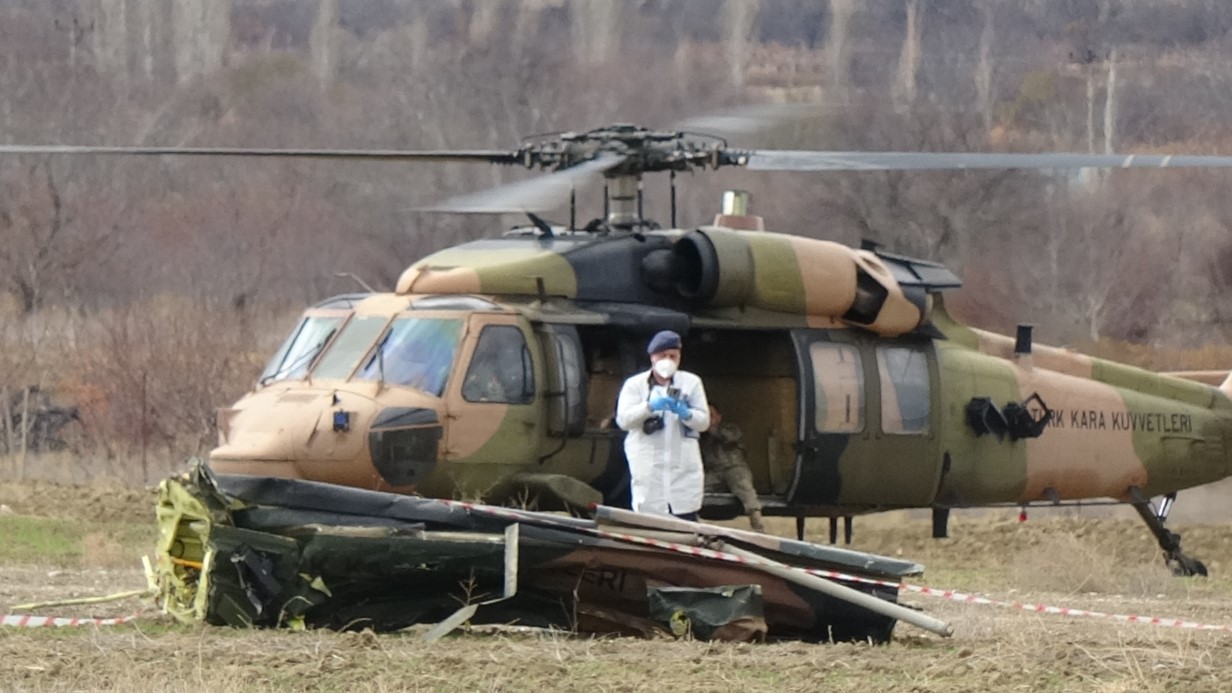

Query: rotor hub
<box><xmin>515</xmin><ymin>124</ymin><xmax>748</xmax><ymax>177</ymax></box>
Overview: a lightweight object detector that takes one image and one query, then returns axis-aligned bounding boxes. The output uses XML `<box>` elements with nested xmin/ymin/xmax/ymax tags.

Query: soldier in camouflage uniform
<box><xmin>701</xmin><ymin>406</ymin><xmax>765</xmax><ymax>532</ymax></box>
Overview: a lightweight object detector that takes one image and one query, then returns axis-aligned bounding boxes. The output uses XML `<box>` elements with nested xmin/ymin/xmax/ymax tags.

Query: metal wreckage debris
<box><xmin>152</xmin><ymin>462</ymin><xmax>950</xmax><ymax>643</ymax></box>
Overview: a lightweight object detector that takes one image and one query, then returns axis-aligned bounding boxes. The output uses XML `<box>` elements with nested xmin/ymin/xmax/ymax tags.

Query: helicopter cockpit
<box><xmin>258</xmin><ymin>300</ymin><xmax>468</xmax><ymax>399</ymax></box>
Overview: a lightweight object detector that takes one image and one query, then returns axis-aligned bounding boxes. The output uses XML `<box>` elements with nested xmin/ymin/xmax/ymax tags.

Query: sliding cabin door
<box><xmin>790</xmin><ymin>331</ymin><xmax>942</xmax><ymax>508</ymax></box>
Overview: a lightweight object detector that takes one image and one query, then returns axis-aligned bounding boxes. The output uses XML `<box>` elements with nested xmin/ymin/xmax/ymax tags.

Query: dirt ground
<box><xmin>2</xmin><ymin>479</ymin><xmax>1232</xmax><ymax>692</ymax></box>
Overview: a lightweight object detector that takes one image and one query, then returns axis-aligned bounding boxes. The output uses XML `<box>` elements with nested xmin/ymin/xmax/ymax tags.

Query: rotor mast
<box><xmin>606</xmin><ymin>174</ymin><xmax>641</xmax><ymax>227</ymax></box>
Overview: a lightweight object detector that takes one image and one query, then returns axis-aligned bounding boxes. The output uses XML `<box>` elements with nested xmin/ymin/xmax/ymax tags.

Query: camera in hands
<box><xmin>644</xmin><ymin>387</ymin><xmax>686</xmax><ymax>434</ymax></box>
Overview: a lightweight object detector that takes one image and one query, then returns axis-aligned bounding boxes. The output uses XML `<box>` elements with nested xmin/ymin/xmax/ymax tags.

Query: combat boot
<box><xmin>748</xmin><ymin>510</ymin><xmax>766</xmax><ymax>533</ymax></box>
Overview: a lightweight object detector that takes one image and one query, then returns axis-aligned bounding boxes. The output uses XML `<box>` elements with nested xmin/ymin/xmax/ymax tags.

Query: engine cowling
<box><xmin>651</xmin><ymin>227</ymin><xmax>930</xmax><ymax>336</ymax></box>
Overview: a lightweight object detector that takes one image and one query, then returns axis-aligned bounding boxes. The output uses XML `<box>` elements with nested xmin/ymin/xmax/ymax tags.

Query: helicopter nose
<box><xmin>210</xmin><ymin>388</ymin><xmax>342</xmax><ymax>476</ymax></box>
<box><xmin>209</xmin><ymin>388</ymin><xmax>378</xmax><ymax>474</ymax></box>
<box><xmin>210</xmin><ymin>386</ymin><xmax>446</xmax><ymax>489</ymax></box>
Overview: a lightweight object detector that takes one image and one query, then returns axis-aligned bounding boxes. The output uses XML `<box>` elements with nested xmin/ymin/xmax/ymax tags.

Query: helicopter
<box><xmin>7</xmin><ymin>122</ymin><xmax>1232</xmax><ymax>577</ymax></box>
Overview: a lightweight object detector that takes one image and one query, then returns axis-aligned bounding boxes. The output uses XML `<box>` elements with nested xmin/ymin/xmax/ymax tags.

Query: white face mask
<box><xmin>653</xmin><ymin>359</ymin><xmax>678</xmax><ymax>379</ymax></box>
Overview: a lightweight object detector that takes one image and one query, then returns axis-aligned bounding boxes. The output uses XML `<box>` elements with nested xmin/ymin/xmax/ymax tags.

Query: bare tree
<box><xmin>1103</xmin><ymin>47</ymin><xmax>1118</xmax><ymax>154</ymax></box>
<box><xmin>571</xmin><ymin>0</ymin><xmax>622</xmax><ymax>66</ymax></box>
<box><xmin>0</xmin><ymin>162</ymin><xmax>120</xmax><ymax>313</ymax></box>
<box><xmin>983</xmin><ymin>175</ymin><xmax>1177</xmax><ymax>344</ymax></box>
<box><xmin>974</xmin><ymin>4</ymin><xmax>997</xmax><ymax>135</ymax></box>
<box><xmin>828</xmin><ymin>0</ymin><xmax>856</xmax><ymax>91</ymax></box>
<box><xmin>723</xmin><ymin>0</ymin><xmax>760</xmax><ymax>88</ymax></box>
<box><xmin>893</xmin><ymin>0</ymin><xmax>923</xmax><ymax>110</ymax></box>
<box><xmin>309</xmin><ymin>0</ymin><xmax>338</xmax><ymax>88</ymax></box>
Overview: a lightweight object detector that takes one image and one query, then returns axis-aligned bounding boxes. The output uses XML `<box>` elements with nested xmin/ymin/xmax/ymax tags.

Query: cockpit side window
<box><xmin>311</xmin><ymin>316</ymin><xmax>390</xmax><ymax>380</ymax></box>
<box><xmin>259</xmin><ymin>315</ymin><xmax>344</xmax><ymax>384</ymax></box>
<box><xmin>463</xmin><ymin>325</ymin><xmax>535</xmax><ymax>404</ymax></box>
<box><xmin>354</xmin><ymin>317</ymin><xmax>465</xmax><ymax>396</ymax></box>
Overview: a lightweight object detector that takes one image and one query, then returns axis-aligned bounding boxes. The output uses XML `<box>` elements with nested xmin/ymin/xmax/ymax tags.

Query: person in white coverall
<box><xmin>615</xmin><ymin>330</ymin><xmax>711</xmax><ymax>520</ymax></box>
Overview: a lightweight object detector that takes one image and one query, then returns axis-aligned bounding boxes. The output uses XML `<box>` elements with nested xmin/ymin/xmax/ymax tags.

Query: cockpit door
<box><xmin>441</xmin><ymin>314</ymin><xmax>544</xmax><ymax>484</ymax></box>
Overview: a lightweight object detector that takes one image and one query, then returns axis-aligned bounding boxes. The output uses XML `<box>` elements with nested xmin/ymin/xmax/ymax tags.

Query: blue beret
<box><xmin>646</xmin><ymin>330</ymin><xmax>682</xmax><ymax>355</ymax></box>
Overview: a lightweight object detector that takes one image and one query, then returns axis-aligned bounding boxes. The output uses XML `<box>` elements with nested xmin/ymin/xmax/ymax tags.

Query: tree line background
<box><xmin>4</xmin><ymin>0</ymin><xmax>1232</xmax><ymax>482</ymax></box>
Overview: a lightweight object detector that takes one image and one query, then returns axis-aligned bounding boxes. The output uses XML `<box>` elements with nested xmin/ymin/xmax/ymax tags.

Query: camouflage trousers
<box><xmin>705</xmin><ymin>455</ymin><xmax>762</xmax><ymax>515</ymax></box>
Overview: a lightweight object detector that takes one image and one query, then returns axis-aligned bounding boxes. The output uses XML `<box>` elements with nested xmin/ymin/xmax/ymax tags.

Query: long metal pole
<box><xmin>593</xmin><ymin>505</ymin><xmax>922</xmax><ymax>576</ymax></box>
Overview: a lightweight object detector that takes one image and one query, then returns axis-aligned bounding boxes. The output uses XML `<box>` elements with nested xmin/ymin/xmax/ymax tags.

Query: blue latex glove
<box><xmin>648</xmin><ymin>395</ymin><xmax>673</xmax><ymax>412</ymax></box>
<box><xmin>669</xmin><ymin>398</ymin><xmax>692</xmax><ymax>420</ymax></box>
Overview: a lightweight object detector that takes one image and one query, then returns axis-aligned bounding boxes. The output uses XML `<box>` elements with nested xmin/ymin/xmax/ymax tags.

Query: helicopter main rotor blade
<box><xmin>0</xmin><ymin>144</ymin><xmax>521</xmax><ymax>164</ymax></box>
<box><xmin>671</xmin><ymin>103</ymin><xmax>823</xmax><ymax>137</ymax></box>
<box><xmin>745</xmin><ymin>150</ymin><xmax>1232</xmax><ymax>172</ymax></box>
<box><xmin>423</xmin><ymin>153</ymin><xmax>627</xmax><ymax>214</ymax></box>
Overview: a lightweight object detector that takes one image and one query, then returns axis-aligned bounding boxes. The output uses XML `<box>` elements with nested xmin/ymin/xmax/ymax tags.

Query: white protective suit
<box><xmin>615</xmin><ymin>369</ymin><xmax>711</xmax><ymax>515</ymax></box>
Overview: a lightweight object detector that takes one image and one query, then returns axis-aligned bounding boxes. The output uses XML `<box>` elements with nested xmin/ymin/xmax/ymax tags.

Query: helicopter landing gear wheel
<box><xmin>1130</xmin><ymin>490</ymin><xmax>1208</xmax><ymax>577</ymax></box>
<box><xmin>1169</xmin><ymin>553</ymin><xmax>1208</xmax><ymax>578</ymax></box>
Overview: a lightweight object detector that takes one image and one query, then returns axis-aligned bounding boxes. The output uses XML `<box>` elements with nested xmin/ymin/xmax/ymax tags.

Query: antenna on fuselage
<box><xmin>334</xmin><ymin>271</ymin><xmax>375</xmax><ymax>293</ymax></box>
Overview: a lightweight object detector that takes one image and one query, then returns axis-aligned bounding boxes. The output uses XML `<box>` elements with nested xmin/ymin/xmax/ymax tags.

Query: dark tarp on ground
<box><xmin>648</xmin><ymin>585</ymin><xmax>767</xmax><ymax>641</ymax></box>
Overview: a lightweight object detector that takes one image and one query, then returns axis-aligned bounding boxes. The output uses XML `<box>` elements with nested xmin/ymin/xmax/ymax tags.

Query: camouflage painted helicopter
<box><xmin>9</xmin><ymin>121</ymin><xmax>1232</xmax><ymax>576</ymax></box>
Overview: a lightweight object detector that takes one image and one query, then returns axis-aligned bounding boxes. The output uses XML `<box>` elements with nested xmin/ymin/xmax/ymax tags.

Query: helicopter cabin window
<box><xmin>463</xmin><ymin>326</ymin><xmax>535</xmax><ymax>404</ymax></box>
<box><xmin>809</xmin><ymin>343</ymin><xmax>864</xmax><ymax>433</ymax></box>
<box><xmin>259</xmin><ymin>315</ymin><xmax>344</xmax><ymax>383</ymax></box>
<box><xmin>311</xmin><ymin>316</ymin><xmax>389</xmax><ymax>380</ymax></box>
<box><xmin>354</xmin><ymin>317</ymin><xmax>465</xmax><ymax>396</ymax></box>
<box><xmin>876</xmin><ymin>346</ymin><xmax>930</xmax><ymax>434</ymax></box>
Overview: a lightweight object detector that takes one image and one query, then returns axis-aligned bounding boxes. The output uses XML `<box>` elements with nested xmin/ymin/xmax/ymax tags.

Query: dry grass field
<box><xmin>2</xmin><ymin>478</ymin><xmax>1232</xmax><ymax>692</ymax></box>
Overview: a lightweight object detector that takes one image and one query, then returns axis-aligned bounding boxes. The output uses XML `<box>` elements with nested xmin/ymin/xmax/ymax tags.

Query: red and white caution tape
<box><xmin>801</xmin><ymin>567</ymin><xmax>1232</xmax><ymax>633</ymax></box>
<box><xmin>1</xmin><ymin>613</ymin><xmax>142</xmax><ymax>628</ymax></box>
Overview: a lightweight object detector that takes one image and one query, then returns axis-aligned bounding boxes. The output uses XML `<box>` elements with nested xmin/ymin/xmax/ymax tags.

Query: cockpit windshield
<box><xmin>259</xmin><ymin>315</ymin><xmax>343</xmax><ymax>384</ymax></box>
<box><xmin>354</xmin><ymin>317</ymin><xmax>465</xmax><ymax>396</ymax></box>
<box><xmin>312</xmin><ymin>316</ymin><xmax>390</xmax><ymax>379</ymax></box>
